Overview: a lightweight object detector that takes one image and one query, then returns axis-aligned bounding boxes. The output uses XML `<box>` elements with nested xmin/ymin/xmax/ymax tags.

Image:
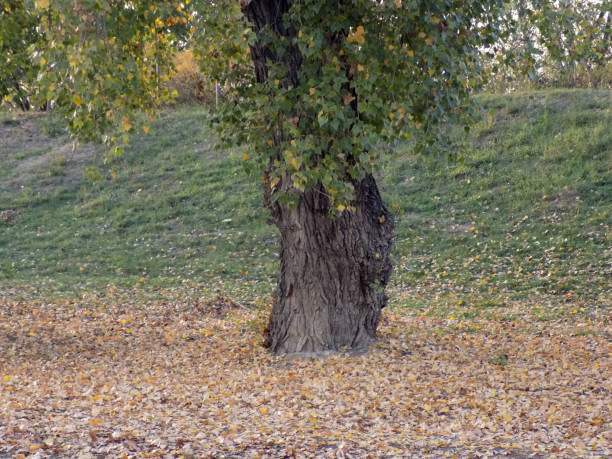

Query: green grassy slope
<box><xmin>1</xmin><ymin>90</ymin><xmax>610</xmax><ymax>312</ymax></box>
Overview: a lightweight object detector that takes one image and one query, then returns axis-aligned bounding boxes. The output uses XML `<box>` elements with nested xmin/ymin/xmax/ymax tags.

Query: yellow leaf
<box><xmin>388</xmin><ymin>44</ymin><xmax>394</xmax><ymax>50</ymax></box>
<box><xmin>378</xmin><ymin>215</ymin><xmax>386</xmax><ymax>223</ymax></box>
<box><xmin>242</xmin><ymin>153</ymin><xmax>249</xmax><ymax>161</ymax></box>
<box><xmin>259</xmin><ymin>406</ymin><xmax>268</xmax><ymax>415</ymax></box>
<box><xmin>121</xmin><ymin>116</ymin><xmax>132</xmax><ymax>132</ymax></box>
<box><xmin>143</xmin><ymin>125</ymin><xmax>150</xmax><ymax>134</ymax></box>
<box><xmin>337</xmin><ymin>204</ymin><xmax>346</xmax><ymax>212</ymax></box>
<box><xmin>270</xmin><ymin>176</ymin><xmax>280</xmax><ymax>188</ymax></box>
<box><xmin>73</xmin><ymin>95</ymin><xmax>83</xmax><ymax>107</ymax></box>
<box><xmin>290</xmin><ymin>139</ymin><xmax>296</xmax><ymax>147</ymax></box>
<box><xmin>309</xmin><ymin>87</ymin><xmax>316</xmax><ymax>95</ymax></box>
<box><xmin>357</xmin><ymin>64</ymin><xmax>365</xmax><ymax>72</ymax></box>
<box><xmin>274</xmin><ymin>79</ymin><xmax>280</xmax><ymax>86</ymax></box>
<box><xmin>290</xmin><ymin>158</ymin><xmax>299</xmax><ymax>169</ymax></box>
<box><xmin>267</xmin><ymin>139</ymin><xmax>274</xmax><ymax>147</ymax></box>
<box><xmin>348</xmin><ymin>25</ymin><xmax>365</xmax><ymax>44</ymax></box>
<box><xmin>354</xmin><ymin>25</ymin><xmax>365</xmax><ymax>43</ymax></box>
<box><xmin>407</xmin><ymin>49</ymin><xmax>414</xmax><ymax>57</ymax></box>
<box><xmin>35</xmin><ymin>0</ymin><xmax>49</xmax><ymax>9</ymax></box>
<box><xmin>388</xmin><ymin>112</ymin><xmax>395</xmax><ymax>120</ymax></box>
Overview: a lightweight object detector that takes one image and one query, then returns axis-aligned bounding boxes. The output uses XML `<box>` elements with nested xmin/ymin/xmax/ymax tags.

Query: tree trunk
<box><xmin>266</xmin><ymin>177</ymin><xmax>394</xmax><ymax>354</ymax></box>
<box><xmin>242</xmin><ymin>0</ymin><xmax>394</xmax><ymax>354</ymax></box>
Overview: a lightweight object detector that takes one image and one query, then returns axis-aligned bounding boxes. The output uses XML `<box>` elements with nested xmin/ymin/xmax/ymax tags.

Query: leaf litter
<box><xmin>0</xmin><ymin>289</ymin><xmax>610</xmax><ymax>458</ymax></box>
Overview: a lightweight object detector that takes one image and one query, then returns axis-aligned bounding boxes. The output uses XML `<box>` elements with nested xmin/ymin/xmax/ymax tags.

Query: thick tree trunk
<box><xmin>265</xmin><ymin>176</ymin><xmax>394</xmax><ymax>354</ymax></box>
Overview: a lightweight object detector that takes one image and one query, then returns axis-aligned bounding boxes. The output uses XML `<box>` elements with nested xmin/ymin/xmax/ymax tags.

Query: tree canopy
<box><xmin>3</xmin><ymin>1</ymin><xmax>608</xmax><ymax>184</ymax></box>
<box><xmin>18</xmin><ymin>0</ymin><xmax>518</xmax><ymax>207</ymax></box>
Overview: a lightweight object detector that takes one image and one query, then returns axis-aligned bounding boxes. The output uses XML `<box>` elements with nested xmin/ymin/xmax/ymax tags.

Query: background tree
<box><xmin>485</xmin><ymin>0</ymin><xmax>611</xmax><ymax>91</ymax></box>
<box><xmin>12</xmin><ymin>0</ymin><xmax>585</xmax><ymax>354</ymax></box>
<box><xmin>533</xmin><ymin>0</ymin><xmax>610</xmax><ymax>88</ymax></box>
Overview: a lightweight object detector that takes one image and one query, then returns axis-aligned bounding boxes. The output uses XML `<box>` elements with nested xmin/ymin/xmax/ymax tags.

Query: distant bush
<box><xmin>486</xmin><ymin>61</ymin><xmax>612</xmax><ymax>93</ymax></box>
<box><xmin>168</xmin><ymin>49</ymin><xmax>217</xmax><ymax>105</ymax></box>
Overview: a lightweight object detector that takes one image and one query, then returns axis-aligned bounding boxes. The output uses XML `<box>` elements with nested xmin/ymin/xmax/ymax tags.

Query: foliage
<box><xmin>196</xmin><ymin>0</ymin><xmax>510</xmax><ymax>209</ymax></box>
<box><xmin>28</xmin><ymin>0</ymin><xmax>190</xmax><ymax>156</ymax></box>
<box><xmin>4</xmin><ymin>0</ymin><xmax>605</xmax><ymax>206</ymax></box>
<box><xmin>4</xmin><ymin>0</ymin><xmax>521</xmax><ymax>210</ymax></box>
<box><xmin>0</xmin><ymin>0</ymin><xmax>41</xmax><ymax>110</ymax></box>
<box><xmin>168</xmin><ymin>49</ymin><xmax>215</xmax><ymax>105</ymax></box>
<box><xmin>486</xmin><ymin>0</ymin><xmax>611</xmax><ymax>91</ymax></box>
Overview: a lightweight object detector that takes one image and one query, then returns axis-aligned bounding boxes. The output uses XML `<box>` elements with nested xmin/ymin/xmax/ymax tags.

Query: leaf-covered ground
<box><xmin>1</xmin><ymin>290</ymin><xmax>610</xmax><ymax>458</ymax></box>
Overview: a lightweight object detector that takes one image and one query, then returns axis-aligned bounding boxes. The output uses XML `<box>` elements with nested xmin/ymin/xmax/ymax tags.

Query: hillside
<box><xmin>0</xmin><ymin>89</ymin><xmax>610</xmax><ymax>313</ymax></box>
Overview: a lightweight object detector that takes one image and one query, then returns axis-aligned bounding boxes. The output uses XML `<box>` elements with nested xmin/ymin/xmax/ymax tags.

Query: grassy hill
<box><xmin>0</xmin><ymin>89</ymin><xmax>610</xmax><ymax>316</ymax></box>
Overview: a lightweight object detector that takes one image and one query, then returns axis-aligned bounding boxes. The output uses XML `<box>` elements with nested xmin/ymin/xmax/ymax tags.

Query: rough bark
<box><xmin>266</xmin><ymin>177</ymin><xmax>394</xmax><ymax>354</ymax></box>
<box><xmin>243</xmin><ymin>0</ymin><xmax>394</xmax><ymax>354</ymax></box>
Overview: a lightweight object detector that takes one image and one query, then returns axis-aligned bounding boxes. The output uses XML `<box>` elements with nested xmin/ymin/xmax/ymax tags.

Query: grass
<box><xmin>381</xmin><ymin>89</ymin><xmax>611</xmax><ymax>318</ymax></box>
<box><xmin>0</xmin><ymin>89</ymin><xmax>610</xmax><ymax>321</ymax></box>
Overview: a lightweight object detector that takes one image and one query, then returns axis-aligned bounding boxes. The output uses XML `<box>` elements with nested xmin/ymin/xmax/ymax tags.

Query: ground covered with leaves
<box><xmin>1</xmin><ymin>289</ymin><xmax>610</xmax><ymax>458</ymax></box>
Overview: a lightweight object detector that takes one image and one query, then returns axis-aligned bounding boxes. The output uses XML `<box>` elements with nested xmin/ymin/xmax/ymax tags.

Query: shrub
<box><xmin>168</xmin><ymin>49</ymin><xmax>217</xmax><ymax>105</ymax></box>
